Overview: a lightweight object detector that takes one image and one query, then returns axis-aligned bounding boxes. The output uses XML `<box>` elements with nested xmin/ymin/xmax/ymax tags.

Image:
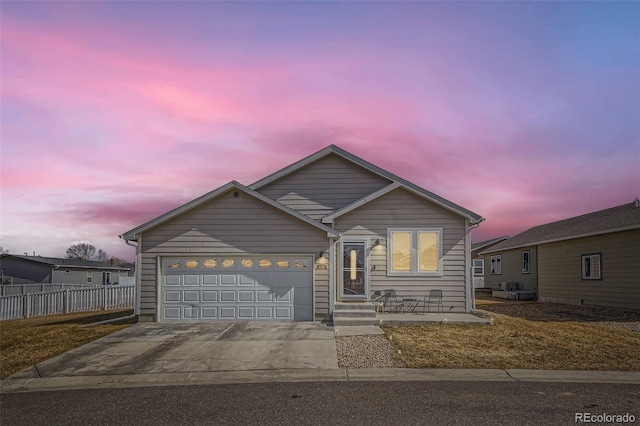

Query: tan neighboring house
<box><xmin>121</xmin><ymin>145</ymin><xmax>484</xmax><ymax>322</ymax></box>
<box><xmin>471</xmin><ymin>236</ymin><xmax>509</xmax><ymax>289</ymax></box>
<box><xmin>480</xmin><ymin>201</ymin><xmax>640</xmax><ymax>310</ymax></box>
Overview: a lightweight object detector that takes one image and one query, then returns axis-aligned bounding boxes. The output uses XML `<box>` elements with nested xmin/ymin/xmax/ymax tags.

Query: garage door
<box><xmin>160</xmin><ymin>256</ymin><xmax>313</xmax><ymax>321</ymax></box>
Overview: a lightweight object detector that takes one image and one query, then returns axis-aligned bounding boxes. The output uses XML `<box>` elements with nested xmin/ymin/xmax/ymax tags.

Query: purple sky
<box><xmin>2</xmin><ymin>2</ymin><xmax>639</xmax><ymax>261</ymax></box>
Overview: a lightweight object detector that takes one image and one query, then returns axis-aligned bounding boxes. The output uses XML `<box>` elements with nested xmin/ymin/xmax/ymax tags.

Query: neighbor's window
<box><xmin>388</xmin><ymin>228</ymin><xmax>442</xmax><ymax>276</ymax></box>
<box><xmin>582</xmin><ymin>254</ymin><xmax>602</xmax><ymax>280</ymax></box>
<box><xmin>473</xmin><ymin>259</ymin><xmax>484</xmax><ymax>276</ymax></box>
<box><xmin>490</xmin><ymin>255</ymin><xmax>502</xmax><ymax>275</ymax></box>
<box><xmin>522</xmin><ymin>251</ymin><xmax>530</xmax><ymax>274</ymax></box>
<box><xmin>64</xmin><ymin>270</ymin><xmax>71</xmax><ymax>275</ymax></box>
<box><xmin>87</xmin><ymin>271</ymin><xmax>92</xmax><ymax>283</ymax></box>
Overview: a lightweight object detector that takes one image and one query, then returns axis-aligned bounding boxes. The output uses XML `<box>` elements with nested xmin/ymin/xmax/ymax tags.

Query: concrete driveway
<box><xmin>14</xmin><ymin>322</ymin><xmax>338</xmax><ymax>378</ymax></box>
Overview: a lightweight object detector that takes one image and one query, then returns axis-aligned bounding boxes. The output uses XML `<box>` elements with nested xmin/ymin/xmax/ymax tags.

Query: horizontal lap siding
<box><xmin>139</xmin><ymin>190</ymin><xmax>330</xmax><ymax>320</ymax></box>
<box><xmin>538</xmin><ymin>230</ymin><xmax>640</xmax><ymax>310</ymax></box>
<box><xmin>258</xmin><ymin>154</ymin><xmax>391</xmax><ymax>220</ymax></box>
<box><xmin>335</xmin><ymin>188</ymin><xmax>469</xmax><ymax>312</ymax></box>
<box><xmin>482</xmin><ymin>247</ymin><xmax>538</xmax><ymax>291</ymax></box>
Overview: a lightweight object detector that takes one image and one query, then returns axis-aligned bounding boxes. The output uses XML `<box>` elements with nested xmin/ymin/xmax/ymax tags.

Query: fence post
<box><xmin>64</xmin><ymin>289</ymin><xmax>69</xmax><ymax>314</ymax></box>
<box><xmin>24</xmin><ymin>293</ymin><xmax>31</xmax><ymax>318</ymax></box>
<box><xmin>103</xmin><ymin>286</ymin><xmax>108</xmax><ymax>311</ymax></box>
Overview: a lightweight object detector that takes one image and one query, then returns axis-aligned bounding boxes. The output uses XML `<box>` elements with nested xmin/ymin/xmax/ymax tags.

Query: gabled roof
<box><xmin>250</xmin><ymin>145</ymin><xmax>483</xmax><ymax>224</ymax></box>
<box><xmin>480</xmin><ymin>201</ymin><xmax>640</xmax><ymax>254</ymax></box>
<box><xmin>471</xmin><ymin>236</ymin><xmax>510</xmax><ymax>254</ymax></box>
<box><xmin>120</xmin><ymin>181</ymin><xmax>340</xmax><ymax>241</ymax></box>
<box><xmin>1</xmin><ymin>254</ymin><xmax>130</xmax><ymax>271</ymax></box>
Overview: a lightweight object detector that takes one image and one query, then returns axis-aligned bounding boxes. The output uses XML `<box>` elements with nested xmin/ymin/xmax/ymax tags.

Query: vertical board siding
<box><xmin>335</xmin><ymin>188</ymin><xmax>469</xmax><ymax>312</ymax></box>
<box><xmin>257</xmin><ymin>154</ymin><xmax>392</xmax><ymax>220</ymax></box>
<box><xmin>538</xmin><ymin>230</ymin><xmax>640</xmax><ymax>310</ymax></box>
<box><xmin>482</xmin><ymin>247</ymin><xmax>538</xmax><ymax>291</ymax></box>
<box><xmin>139</xmin><ymin>190</ymin><xmax>330</xmax><ymax>320</ymax></box>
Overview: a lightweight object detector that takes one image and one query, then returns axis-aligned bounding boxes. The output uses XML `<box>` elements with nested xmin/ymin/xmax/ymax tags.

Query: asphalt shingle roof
<box><xmin>480</xmin><ymin>201</ymin><xmax>640</xmax><ymax>254</ymax></box>
<box><xmin>3</xmin><ymin>255</ymin><xmax>130</xmax><ymax>270</ymax></box>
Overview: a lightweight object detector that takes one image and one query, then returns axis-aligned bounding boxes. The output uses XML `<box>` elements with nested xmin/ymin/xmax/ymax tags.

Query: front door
<box><xmin>342</xmin><ymin>241</ymin><xmax>367</xmax><ymax>298</ymax></box>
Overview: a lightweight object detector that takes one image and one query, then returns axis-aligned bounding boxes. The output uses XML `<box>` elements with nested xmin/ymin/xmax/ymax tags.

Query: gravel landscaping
<box><xmin>336</xmin><ymin>335</ymin><xmax>404</xmax><ymax>369</ymax></box>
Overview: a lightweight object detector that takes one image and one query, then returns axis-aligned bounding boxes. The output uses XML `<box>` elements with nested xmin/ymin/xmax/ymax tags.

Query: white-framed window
<box><xmin>64</xmin><ymin>270</ymin><xmax>71</xmax><ymax>275</ymax></box>
<box><xmin>490</xmin><ymin>255</ymin><xmax>502</xmax><ymax>275</ymax></box>
<box><xmin>582</xmin><ymin>253</ymin><xmax>602</xmax><ymax>280</ymax></box>
<box><xmin>388</xmin><ymin>228</ymin><xmax>443</xmax><ymax>276</ymax></box>
<box><xmin>522</xmin><ymin>250</ymin><xmax>530</xmax><ymax>274</ymax></box>
<box><xmin>87</xmin><ymin>271</ymin><xmax>92</xmax><ymax>283</ymax></box>
<box><xmin>473</xmin><ymin>259</ymin><xmax>484</xmax><ymax>276</ymax></box>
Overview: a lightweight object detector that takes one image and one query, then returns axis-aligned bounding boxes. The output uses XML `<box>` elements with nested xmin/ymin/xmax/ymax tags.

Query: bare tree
<box><xmin>96</xmin><ymin>249</ymin><xmax>108</xmax><ymax>262</ymax></box>
<box><xmin>65</xmin><ymin>243</ymin><xmax>96</xmax><ymax>260</ymax></box>
<box><xmin>0</xmin><ymin>246</ymin><xmax>8</xmax><ymax>255</ymax></box>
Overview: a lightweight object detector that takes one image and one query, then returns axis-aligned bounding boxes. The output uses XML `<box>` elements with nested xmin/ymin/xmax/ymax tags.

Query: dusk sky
<box><xmin>1</xmin><ymin>1</ymin><xmax>639</xmax><ymax>261</ymax></box>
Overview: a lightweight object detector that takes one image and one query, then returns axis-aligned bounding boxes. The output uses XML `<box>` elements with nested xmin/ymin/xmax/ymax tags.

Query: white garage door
<box><xmin>160</xmin><ymin>256</ymin><xmax>313</xmax><ymax>321</ymax></box>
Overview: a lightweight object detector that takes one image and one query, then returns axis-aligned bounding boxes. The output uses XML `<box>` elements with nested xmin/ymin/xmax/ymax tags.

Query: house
<box><xmin>471</xmin><ymin>236</ymin><xmax>509</xmax><ymax>289</ymax></box>
<box><xmin>121</xmin><ymin>145</ymin><xmax>483</xmax><ymax>322</ymax></box>
<box><xmin>0</xmin><ymin>254</ymin><xmax>131</xmax><ymax>286</ymax></box>
<box><xmin>479</xmin><ymin>201</ymin><xmax>640</xmax><ymax>310</ymax></box>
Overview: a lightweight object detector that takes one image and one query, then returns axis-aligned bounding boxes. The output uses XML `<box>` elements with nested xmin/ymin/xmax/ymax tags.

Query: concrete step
<box><xmin>332</xmin><ymin>309</ymin><xmax>377</xmax><ymax>319</ymax></box>
<box><xmin>334</xmin><ymin>302</ymin><xmax>377</xmax><ymax>311</ymax></box>
<box><xmin>332</xmin><ymin>317</ymin><xmax>380</xmax><ymax>326</ymax></box>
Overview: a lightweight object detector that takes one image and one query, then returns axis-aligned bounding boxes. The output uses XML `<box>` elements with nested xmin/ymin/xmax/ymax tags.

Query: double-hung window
<box><xmin>490</xmin><ymin>255</ymin><xmax>502</xmax><ymax>275</ymax></box>
<box><xmin>473</xmin><ymin>259</ymin><xmax>484</xmax><ymax>276</ymax></box>
<box><xmin>388</xmin><ymin>228</ymin><xmax>442</xmax><ymax>276</ymax></box>
<box><xmin>87</xmin><ymin>271</ymin><xmax>92</xmax><ymax>284</ymax></box>
<box><xmin>582</xmin><ymin>254</ymin><xmax>602</xmax><ymax>280</ymax></box>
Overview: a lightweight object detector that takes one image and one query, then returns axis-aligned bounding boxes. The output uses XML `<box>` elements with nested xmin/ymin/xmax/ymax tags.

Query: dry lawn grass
<box><xmin>0</xmin><ymin>310</ymin><xmax>134</xmax><ymax>378</ymax></box>
<box><xmin>382</xmin><ymin>307</ymin><xmax>640</xmax><ymax>371</ymax></box>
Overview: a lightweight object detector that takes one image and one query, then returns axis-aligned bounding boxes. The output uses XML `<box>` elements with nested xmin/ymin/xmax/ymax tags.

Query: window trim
<box><xmin>387</xmin><ymin>228</ymin><xmax>443</xmax><ymax>277</ymax></box>
<box><xmin>86</xmin><ymin>271</ymin><xmax>92</xmax><ymax>284</ymax></box>
<box><xmin>490</xmin><ymin>254</ymin><xmax>502</xmax><ymax>275</ymax></box>
<box><xmin>581</xmin><ymin>253</ymin><xmax>602</xmax><ymax>280</ymax></box>
<box><xmin>522</xmin><ymin>250</ymin><xmax>530</xmax><ymax>275</ymax></box>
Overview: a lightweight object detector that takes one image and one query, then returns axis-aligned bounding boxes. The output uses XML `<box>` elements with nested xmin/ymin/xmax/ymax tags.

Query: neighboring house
<box><xmin>471</xmin><ymin>236</ymin><xmax>509</xmax><ymax>289</ymax></box>
<box><xmin>480</xmin><ymin>201</ymin><xmax>640</xmax><ymax>310</ymax></box>
<box><xmin>0</xmin><ymin>255</ymin><xmax>131</xmax><ymax>286</ymax></box>
<box><xmin>121</xmin><ymin>145</ymin><xmax>483</xmax><ymax>322</ymax></box>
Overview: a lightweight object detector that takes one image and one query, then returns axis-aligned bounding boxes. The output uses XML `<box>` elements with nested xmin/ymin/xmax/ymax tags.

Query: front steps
<box><xmin>332</xmin><ymin>302</ymin><xmax>379</xmax><ymax>326</ymax></box>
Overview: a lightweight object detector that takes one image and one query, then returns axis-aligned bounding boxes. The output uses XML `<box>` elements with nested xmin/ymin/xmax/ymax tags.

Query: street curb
<box><xmin>2</xmin><ymin>368</ymin><xmax>639</xmax><ymax>393</ymax></box>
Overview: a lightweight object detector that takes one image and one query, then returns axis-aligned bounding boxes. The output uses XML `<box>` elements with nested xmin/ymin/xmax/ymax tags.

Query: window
<box><xmin>276</xmin><ymin>260</ymin><xmax>290</xmax><ymax>268</ymax></box>
<box><xmin>64</xmin><ymin>270</ymin><xmax>71</xmax><ymax>275</ymax></box>
<box><xmin>473</xmin><ymin>259</ymin><xmax>484</xmax><ymax>276</ymax></box>
<box><xmin>522</xmin><ymin>251</ymin><xmax>530</xmax><ymax>274</ymax></box>
<box><xmin>582</xmin><ymin>254</ymin><xmax>602</xmax><ymax>280</ymax></box>
<box><xmin>222</xmin><ymin>259</ymin><xmax>235</xmax><ymax>268</ymax></box>
<box><xmin>490</xmin><ymin>255</ymin><xmax>502</xmax><ymax>275</ymax></box>
<box><xmin>87</xmin><ymin>271</ymin><xmax>92</xmax><ymax>283</ymax></box>
<box><xmin>388</xmin><ymin>228</ymin><xmax>442</xmax><ymax>276</ymax></box>
<box><xmin>203</xmin><ymin>259</ymin><xmax>217</xmax><ymax>268</ymax></box>
<box><xmin>241</xmin><ymin>259</ymin><xmax>254</xmax><ymax>268</ymax></box>
<box><xmin>258</xmin><ymin>259</ymin><xmax>272</xmax><ymax>268</ymax></box>
<box><xmin>185</xmin><ymin>260</ymin><xmax>198</xmax><ymax>268</ymax></box>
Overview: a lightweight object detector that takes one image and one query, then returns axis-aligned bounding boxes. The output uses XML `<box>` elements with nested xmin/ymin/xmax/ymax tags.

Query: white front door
<box><xmin>341</xmin><ymin>241</ymin><xmax>368</xmax><ymax>299</ymax></box>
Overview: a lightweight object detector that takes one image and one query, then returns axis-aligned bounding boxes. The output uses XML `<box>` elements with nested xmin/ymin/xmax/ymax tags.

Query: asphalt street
<box><xmin>2</xmin><ymin>381</ymin><xmax>638</xmax><ymax>426</ymax></box>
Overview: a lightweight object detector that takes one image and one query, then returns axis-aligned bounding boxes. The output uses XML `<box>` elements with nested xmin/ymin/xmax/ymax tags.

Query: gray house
<box><xmin>471</xmin><ymin>236</ymin><xmax>509</xmax><ymax>289</ymax></box>
<box><xmin>0</xmin><ymin>255</ymin><xmax>131</xmax><ymax>286</ymax></box>
<box><xmin>121</xmin><ymin>145</ymin><xmax>483</xmax><ymax>322</ymax></box>
<box><xmin>480</xmin><ymin>201</ymin><xmax>640</xmax><ymax>310</ymax></box>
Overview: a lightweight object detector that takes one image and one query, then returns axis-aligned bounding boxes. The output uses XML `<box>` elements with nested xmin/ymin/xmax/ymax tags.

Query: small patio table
<box><xmin>401</xmin><ymin>297</ymin><xmax>419</xmax><ymax>313</ymax></box>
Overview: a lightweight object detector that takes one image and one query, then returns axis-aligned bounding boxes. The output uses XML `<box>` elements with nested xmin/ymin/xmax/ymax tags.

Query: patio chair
<box><xmin>423</xmin><ymin>289</ymin><xmax>443</xmax><ymax>314</ymax></box>
<box><xmin>383</xmin><ymin>289</ymin><xmax>402</xmax><ymax>313</ymax></box>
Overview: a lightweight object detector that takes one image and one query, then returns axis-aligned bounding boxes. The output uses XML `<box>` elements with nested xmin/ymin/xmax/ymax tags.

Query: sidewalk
<box><xmin>2</xmin><ymin>368</ymin><xmax>639</xmax><ymax>393</ymax></box>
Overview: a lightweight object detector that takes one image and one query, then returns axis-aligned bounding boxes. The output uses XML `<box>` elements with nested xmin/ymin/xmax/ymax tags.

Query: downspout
<box><xmin>468</xmin><ymin>218</ymin><xmax>484</xmax><ymax>312</ymax></box>
<box><xmin>122</xmin><ymin>236</ymin><xmax>141</xmax><ymax>316</ymax></box>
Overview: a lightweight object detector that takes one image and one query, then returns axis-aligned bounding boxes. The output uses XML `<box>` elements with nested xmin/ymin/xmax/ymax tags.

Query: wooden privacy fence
<box><xmin>0</xmin><ymin>285</ymin><xmax>135</xmax><ymax>321</ymax></box>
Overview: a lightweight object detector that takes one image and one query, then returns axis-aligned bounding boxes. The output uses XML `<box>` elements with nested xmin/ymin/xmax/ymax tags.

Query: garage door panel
<box><xmin>220</xmin><ymin>290</ymin><xmax>236</xmax><ymax>302</ymax></box>
<box><xmin>160</xmin><ymin>256</ymin><xmax>312</xmax><ymax>321</ymax></box>
<box><xmin>202</xmin><ymin>291</ymin><xmax>218</xmax><ymax>302</ymax></box>
<box><xmin>203</xmin><ymin>275</ymin><xmax>218</xmax><ymax>285</ymax></box>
